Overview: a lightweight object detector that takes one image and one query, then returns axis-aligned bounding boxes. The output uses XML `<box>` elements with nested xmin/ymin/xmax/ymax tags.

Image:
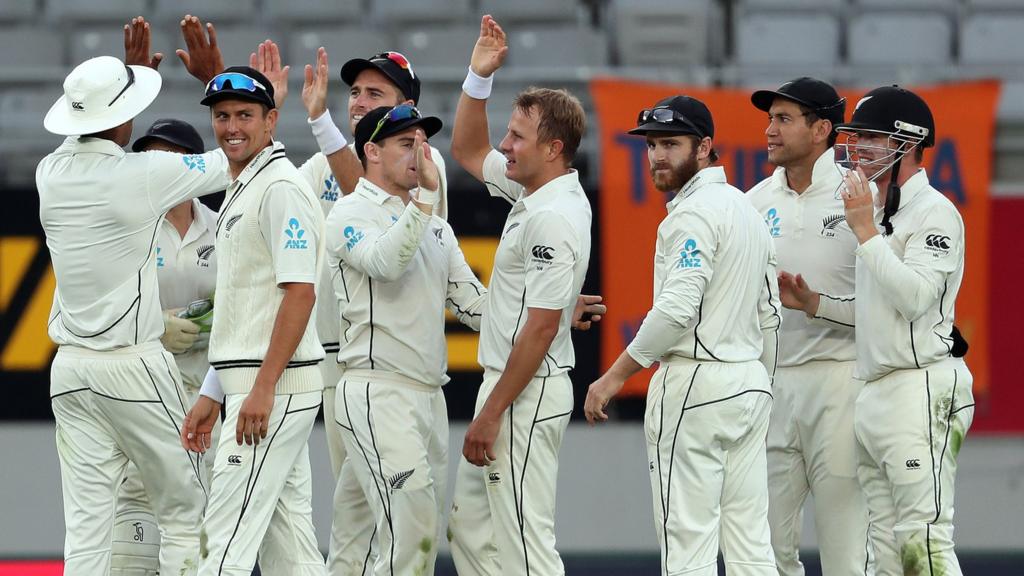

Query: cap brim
<box><xmin>627</xmin><ymin>122</ymin><xmax>700</xmax><ymax>137</ymax></box>
<box><xmin>200</xmin><ymin>90</ymin><xmax>274</xmax><ymax>108</ymax></box>
<box><xmin>375</xmin><ymin>116</ymin><xmax>443</xmax><ymax>142</ymax></box>
<box><xmin>44</xmin><ymin>65</ymin><xmax>161</xmax><ymax>136</ymax></box>
<box><xmin>340</xmin><ymin>58</ymin><xmax>375</xmax><ymax>86</ymax></box>
<box><xmin>751</xmin><ymin>89</ymin><xmax>814</xmax><ymax>112</ymax></box>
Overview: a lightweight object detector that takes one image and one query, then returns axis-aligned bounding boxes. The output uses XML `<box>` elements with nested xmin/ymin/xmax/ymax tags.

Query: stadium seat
<box><xmin>478</xmin><ymin>0</ymin><xmax>582</xmax><ymax>24</ymax></box>
<box><xmin>967</xmin><ymin>0</ymin><xmax>1024</xmax><ymax>7</ymax></box>
<box><xmin>961</xmin><ymin>12</ymin><xmax>1024</xmax><ymax>64</ymax></box>
<box><xmin>265</xmin><ymin>0</ymin><xmax>363</xmax><ymax>24</ymax></box>
<box><xmin>46</xmin><ymin>0</ymin><xmax>145</xmax><ymax>23</ymax></box>
<box><xmin>371</xmin><ymin>0</ymin><xmax>472</xmax><ymax>24</ymax></box>
<box><xmin>287</xmin><ymin>27</ymin><xmax>395</xmax><ymax>69</ymax></box>
<box><xmin>70</xmin><ymin>28</ymin><xmax>175</xmax><ymax>67</ymax></box>
<box><xmin>611</xmin><ymin>0</ymin><xmax>720</xmax><ymax>67</ymax></box>
<box><xmin>739</xmin><ymin>0</ymin><xmax>845</xmax><ymax>10</ymax></box>
<box><xmin>209</xmin><ymin>26</ymin><xmax>282</xmax><ymax>69</ymax></box>
<box><xmin>0</xmin><ymin>0</ymin><xmax>36</xmax><ymax>22</ymax></box>
<box><xmin>848</xmin><ymin>12</ymin><xmax>952</xmax><ymax>64</ymax></box>
<box><xmin>854</xmin><ymin>0</ymin><xmax>959</xmax><ymax>12</ymax></box>
<box><xmin>153</xmin><ymin>0</ymin><xmax>258</xmax><ymax>24</ymax></box>
<box><xmin>395</xmin><ymin>25</ymin><xmax>479</xmax><ymax>73</ymax></box>
<box><xmin>506</xmin><ymin>26</ymin><xmax>608</xmax><ymax>70</ymax></box>
<box><xmin>0</xmin><ymin>27</ymin><xmax>64</xmax><ymax>78</ymax></box>
<box><xmin>735</xmin><ymin>12</ymin><xmax>840</xmax><ymax>65</ymax></box>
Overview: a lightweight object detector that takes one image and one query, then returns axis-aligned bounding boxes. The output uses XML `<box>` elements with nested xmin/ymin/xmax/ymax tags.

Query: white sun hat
<box><xmin>44</xmin><ymin>56</ymin><xmax>162</xmax><ymax>136</ymax></box>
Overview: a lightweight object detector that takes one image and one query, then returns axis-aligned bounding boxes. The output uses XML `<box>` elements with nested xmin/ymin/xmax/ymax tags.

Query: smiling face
<box><xmin>347</xmin><ymin>68</ymin><xmax>410</xmax><ymax>134</ymax></box>
<box><xmin>497</xmin><ymin>105</ymin><xmax>548</xmax><ymax>188</ymax></box>
<box><xmin>646</xmin><ymin>132</ymin><xmax>702</xmax><ymax>193</ymax></box>
<box><xmin>211</xmin><ymin>99</ymin><xmax>276</xmax><ymax>173</ymax></box>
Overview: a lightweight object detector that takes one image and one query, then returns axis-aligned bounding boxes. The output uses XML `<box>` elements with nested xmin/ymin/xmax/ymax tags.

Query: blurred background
<box><xmin>1</xmin><ymin>0</ymin><xmax>1022</xmax><ymax>574</ymax></box>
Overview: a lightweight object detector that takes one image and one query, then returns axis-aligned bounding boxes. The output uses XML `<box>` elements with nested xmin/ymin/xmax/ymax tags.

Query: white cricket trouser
<box><xmin>449</xmin><ymin>371</ymin><xmax>573</xmax><ymax>576</ymax></box>
<box><xmin>112</xmin><ymin>380</ymin><xmax>220</xmax><ymax>576</ymax></box>
<box><xmin>645</xmin><ymin>358</ymin><xmax>776</xmax><ymax>576</ymax></box>
<box><xmin>334</xmin><ymin>369</ymin><xmax>448</xmax><ymax>576</ymax></box>
<box><xmin>50</xmin><ymin>343</ymin><xmax>206</xmax><ymax>576</ymax></box>
<box><xmin>767</xmin><ymin>360</ymin><xmax>871</xmax><ymax>576</ymax></box>
<box><xmin>322</xmin><ymin>362</ymin><xmax>378</xmax><ymax>576</ymax></box>
<box><xmin>854</xmin><ymin>358</ymin><xmax>974</xmax><ymax>576</ymax></box>
<box><xmin>199</xmin><ymin>389</ymin><xmax>325</xmax><ymax>576</ymax></box>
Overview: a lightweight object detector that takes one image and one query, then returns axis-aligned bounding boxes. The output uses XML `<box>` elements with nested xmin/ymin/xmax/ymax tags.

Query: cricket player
<box><xmin>584</xmin><ymin>94</ymin><xmax>781</xmax><ymax>576</ymax></box>
<box><xmin>447</xmin><ymin>15</ymin><xmax>593</xmax><ymax>575</ymax></box>
<box><xmin>780</xmin><ymin>86</ymin><xmax>973</xmax><ymax>576</ymax></box>
<box><xmin>746</xmin><ymin>78</ymin><xmax>872</xmax><ymax>575</ymax></box>
<box><xmin>179</xmin><ymin>66</ymin><xmax>327</xmax><ymax>576</ymax></box>
<box><xmin>38</xmin><ymin>19</ymin><xmax>231</xmax><ymax>575</ymax></box>
<box><xmin>112</xmin><ymin>118</ymin><xmax>220</xmax><ymax>576</ymax></box>
<box><xmin>326</xmin><ymin>104</ymin><xmax>486</xmax><ymax>575</ymax></box>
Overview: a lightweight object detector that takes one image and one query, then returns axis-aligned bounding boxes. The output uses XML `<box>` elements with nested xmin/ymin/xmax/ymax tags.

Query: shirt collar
<box><xmin>896</xmin><ymin>168</ymin><xmax>930</xmax><ymax>207</ymax></box>
<box><xmin>667</xmin><ymin>165</ymin><xmax>727</xmax><ymax>212</ymax></box>
<box><xmin>771</xmin><ymin>148</ymin><xmax>843</xmax><ymax>197</ymax></box>
<box><xmin>355</xmin><ymin>177</ymin><xmax>405</xmax><ymax>207</ymax></box>
<box><xmin>232</xmin><ymin>141</ymin><xmax>286</xmax><ymax>187</ymax></box>
<box><xmin>71</xmin><ymin>136</ymin><xmax>125</xmax><ymax>157</ymax></box>
<box><xmin>519</xmin><ymin>170</ymin><xmax>581</xmax><ymax>211</ymax></box>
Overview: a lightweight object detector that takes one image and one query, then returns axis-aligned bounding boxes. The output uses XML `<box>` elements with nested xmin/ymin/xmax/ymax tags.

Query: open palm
<box><xmin>470</xmin><ymin>15</ymin><xmax>509</xmax><ymax>77</ymax></box>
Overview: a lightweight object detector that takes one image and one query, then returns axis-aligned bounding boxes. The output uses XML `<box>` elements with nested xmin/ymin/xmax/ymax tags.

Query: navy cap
<box><xmin>132</xmin><ymin>118</ymin><xmax>205</xmax><ymax>154</ymax></box>
<box><xmin>341</xmin><ymin>51</ymin><xmax>420</xmax><ymax>104</ymax></box>
<box><xmin>629</xmin><ymin>95</ymin><xmax>714</xmax><ymax>139</ymax></box>
<box><xmin>751</xmin><ymin>77</ymin><xmax>845</xmax><ymax>125</ymax></box>
<box><xmin>354</xmin><ymin>105</ymin><xmax>442</xmax><ymax>160</ymax></box>
<box><xmin>200</xmin><ymin>66</ymin><xmax>276</xmax><ymax>109</ymax></box>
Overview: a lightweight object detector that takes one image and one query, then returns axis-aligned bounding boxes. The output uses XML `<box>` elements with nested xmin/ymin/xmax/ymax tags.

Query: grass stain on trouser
<box><xmin>415</xmin><ymin>537</ymin><xmax>433</xmax><ymax>576</ymax></box>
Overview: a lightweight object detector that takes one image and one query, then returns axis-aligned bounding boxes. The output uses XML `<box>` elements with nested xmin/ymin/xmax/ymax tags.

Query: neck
<box><xmin>522</xmin><ymin>165</ymin><xmax>572</xmax><ymax>196</ymax></box>
<box><xmin>165</xmin><ymin>201</ymin><xmax>194</xmax><ymax>239</ymax></box>
<box><xmin>782</xmin><ymin>152</ymin><xmax>823</xmax><ymax>194</ymax></box>
<box><xmin>874</xmin><ymin>163</ymin><xmax>919</xmax><ymax>207</ymax></box>
<box><xmin>228</xmin><ymin>139</ymin><xmax>274</xmax><ymax>179</ymax></box>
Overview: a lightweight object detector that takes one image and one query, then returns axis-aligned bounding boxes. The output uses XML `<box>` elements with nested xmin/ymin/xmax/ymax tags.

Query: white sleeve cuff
<box><xmin>462</xmin><ymin>67</ymin><xmax>494</xmax><ymax>100</ymax></box>
<box><xmin>308</xmin><ymin>109</ymin><xmax>348</xmax><ymax>156</ymax></box>
<box><xmin>199</xmin><ymin>367</ymin><xmax>225</xmax><ymax>403</ymax></box>
<box><xmin>626</xmin><ymin>307</ymin><xmax>683</xmax><ymax>368</ymax></box>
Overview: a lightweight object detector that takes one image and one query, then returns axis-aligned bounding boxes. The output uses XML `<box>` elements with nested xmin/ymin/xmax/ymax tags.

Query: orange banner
<box><xmin>592</xmin><ymin>78</ymin><xmax>997</xmax><ymax>398</ymax></box>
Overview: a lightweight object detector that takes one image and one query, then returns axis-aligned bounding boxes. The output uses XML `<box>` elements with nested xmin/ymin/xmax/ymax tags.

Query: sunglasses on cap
<box><xmin>371</xmin><ymin>51</ymin><xmax>415</xmax><ymax>78</ymax></box>
<box><xmin>107</xmin><ymin>64</ymin><xmax>135</xmax><ymax>107</ymax></box>
<box><xmin>205</xmin><ymin>72</ymin><xmax>269</xmax><ymax>96</ymax></box>
<box><xmin>368</xmin><ymin>104</ymin><xmax>422</xmax><ymax>142</ymax></box>
<box><xmin>637</xmin><ymin>107</ymin><xmax>703</xmax><ymax>137</ymax></box>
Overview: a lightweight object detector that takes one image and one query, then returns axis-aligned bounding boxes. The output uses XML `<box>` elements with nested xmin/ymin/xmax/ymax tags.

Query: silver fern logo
<box><xmin>821</xmin><ymin>214</ymin><xmax>846</xmax><ymax>238</ymax></box>
<box><xmin>196</xmin><ymin>244</ymin><xmax>214</xmax><ymax>267</ymax></box>
<box><xmin>388</xmin><ymin>469</ymin><xmax>415</xmax><ymax>491</ymax></box>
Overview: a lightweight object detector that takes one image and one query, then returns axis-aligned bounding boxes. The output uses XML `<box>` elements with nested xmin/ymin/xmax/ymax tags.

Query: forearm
<box><xmin>857</xmin><ymin>235</ymin><xmax>941</xmax><ymax>322</ymax></box>
<box><xmin>255</xmin><ymin>285</ymin><xmax>315</xmax><ymax>391</ymax></box>
<box><xmin>350</xmin><ymin>203</ymin><xmax>431</xmax><ymax>281</ymax></box>
<box><xmin>812</xmin><ymin>293</ymin><xmax>855</xmax><ymax>328</ymax></box>
<box><xmin>327</xmin><ymin>147</ymin><xmax>363</xmax><ymax>195</ymax></box>
<box><xmin>478</xmin><ymin>320</ymin><xmax>557</xmax><ymax>419</ymax></box>
<box><xmin>626</xmin><ymin>306</ymin><xmax>688</xmax><ymax>367</ymax></box>
<box><xmin>451</xmin><ymin>91</ymin><xmax>491</xmax><ymax>178</ymax></box>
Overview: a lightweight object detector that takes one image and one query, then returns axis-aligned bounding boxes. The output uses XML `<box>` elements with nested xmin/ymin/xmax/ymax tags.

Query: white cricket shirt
<box><xmin>747</xmin><ymin>148</ymin><xmax>857</xmax><ymax>367</ymax></box>
<box><xmin>156</xmin><ymin>199</ymin><xmax>218</xmax><ymax>388</ymax></box>
<box><xmin>815</xmin><ymin>169</ymin><xmax>966</xmax><ymax>382</ymax></box>
<box><xmin>626</xmin><ymin>166</ymin><xmax>781</xmax><ymax>370</ymax></box>
<box><xmin>37</xmin><ymin>136</ymin><xmax>230</xmax><ymax>351</ymax></box>
<box><xmin>477</xmin><ymin>149</ymin><xmax>593</xmax><ymax>377</ymax></box>
<box><xmin>325</xmin><ymin>177</ymin><xmax>485</xmax><ymax>386</ymax></box>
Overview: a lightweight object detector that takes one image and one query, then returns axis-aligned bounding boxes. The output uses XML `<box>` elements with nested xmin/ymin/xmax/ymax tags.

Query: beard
<box><xmin>651</xmin><ymin>150</ymin><xmax>700</xmax><ymax>193</ymax></box>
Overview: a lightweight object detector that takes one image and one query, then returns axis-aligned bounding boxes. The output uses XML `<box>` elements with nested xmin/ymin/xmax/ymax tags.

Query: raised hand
<box><xmin>840</xmin><ymin>166</ymin><xmax>878</xmax><ymax>244</ymax></box>
<box><xmin>415</xmin><ymin>130</ymin><xmax>440</xmax><ymax>193</ymax></box>
<box><xmin>250</xmin><ymin>39</ymin><xmax>289</xmax><ymax>109</ymax></box>
<box><xmin>470</xmin><ymin>15</ymin><xmax>508</xmax><ymax>78</ymax></box>
<box><xmin>176</xmin><ymin>14</ymin><xmax>224</xmax><ymax>84</ymax></box>
<box><xmin>301</xmin><ymin>47</ymin><xmax>330</xmax><ymax>120</ymax></box>
<box><xmin>123</xmin><ymin>16</ymin><xmax>163</xmax><ymax>69</ymax></box>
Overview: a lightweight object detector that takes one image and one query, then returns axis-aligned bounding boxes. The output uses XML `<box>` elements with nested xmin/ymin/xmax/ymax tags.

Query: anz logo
<box><xmin>321</xmin><ymin>175</ymin><xmax>339</xmax><ymax>202</ymax></box>
<box><xmin>344</xmin><ymin>225</ymin><xmax>365</xmax><ymax>251</ymax></box>
<box><xmin>676</xmin><ymin>238</ymin><xmax>702</xmax><ymax>269</ymax></box>
<box><xmin>182</xmin><ymin>154</ymin><xmax>206</xmax><ymax>174</ymax></box>
<box><xmin>764</xmin><ymin>208</ymin><xmax>781</xmax><ymax>238</ymax></box>
<box><xmin>284</xmin><ymin>218</ymin><xmax>308</xmax><ymax>250</ymax></box>
<box><xmin>156</xmin><ymin>246</ymin><xmax>164</xmax><ymax>268</ymax></box>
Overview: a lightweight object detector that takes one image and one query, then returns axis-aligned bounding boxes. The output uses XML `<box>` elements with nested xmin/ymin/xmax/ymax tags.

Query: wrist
<box><xmin>415</xmin><ymin>185</ymin><xmax>439</xmax><ymax>208</ymax></box>
<box><xmin>462</xmin><ymin>67</ymin><xmax>493</xmax><ymax>100</ymax></box>
<box><xmin>308</xmin><ymin>109</ymin><xmax>347</xmax><ymax>155</ymax></box>
<box><xmin>805</xmin><ymin>293</ymin><xmax>821</xmax><ymax>318</ymax></box>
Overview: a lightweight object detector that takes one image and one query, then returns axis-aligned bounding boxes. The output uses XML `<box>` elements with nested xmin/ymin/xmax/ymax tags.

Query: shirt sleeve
<box><xmin>758</xmin><ymin>242</ymin><xmax>782</xmax><ymax>381</ymax></box>
<box><xmin>626</xmin><ymin>203</ymin><xmax>718</xmax><ymax>367</ymax></box>
<box><xmin>855</xmin><ymin>203</ymin><xmax>964</xmax><ymax>323</ymax></box>
<box><xmin>297</xmin><ymin>152</ymin><xmax>332</xmax><ymax>198</ymax></box>
<box><xmin>481</xmin><ymin>148</ymin><xmax>523</xmax><ymax>205</ymax></box>
<box><xmin>146</xmin><ymin>148</ymin><xmax>231</xmax><ymax>215</ymax></box>
<box><xmin>444</xmin><ymin>223</ymin><xmax>487</xmax><ymax>331</ymax></box>
<box><xmin>334</xmin><ymin>200</ymin><xmax>431</xmax><ymax>282</ymax></box>
<box><xmin>813</xmin><ymin>293</ymin><xmax>856</xmax><ymax>328</ymax></box>
<box><xmin>522</xmin><ymin>209</ymin><xmax>581</xmax><ymax>311</ymax></box>
<box><xmin>259</xmin><ymin>182</ymin><xmax>321</xmax><ymax>285</ymax></box>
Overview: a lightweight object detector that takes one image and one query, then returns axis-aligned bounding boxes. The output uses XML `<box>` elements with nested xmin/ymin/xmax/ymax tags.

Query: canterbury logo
<box><xmin>906</xmin><ymin>459</ymin><xmax>921</xmax><ymax>469</ymax></box>
<box><xmin>925</xmin><ymin>234</ymin><xmax>950</xmax><ymax>250</ymax></box>
<box><xmin>227</xmin><ymin>455</ymin><xmax>242</xmax><ymax>466</ymax></box>
<box><xmin>388</xmin><ymin>469</ymin><xmax>415</xmax><ymax>490</ymax></box>
<box><xmin>487</xmin><ymin>471</ymin><xmax>501</xmax><ymax>484</ymax></box>
<box><xmin>531</xmin><ymin>245</ymin><xmax>554</xmax><ymax>260</ymax></box>
<box><xmin>71</xmin><ymin>101</ymin><xmax>84</xmax><ymax>110</ymax></box>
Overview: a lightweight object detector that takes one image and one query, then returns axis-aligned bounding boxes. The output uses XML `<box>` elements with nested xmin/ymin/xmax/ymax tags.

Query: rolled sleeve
<box><xmin>522</xmin><ymin>210</ymin><xmax>580</xmax><ymax>310</ymax></box>
<box><xmin>260</xmin><ymin>182</ymin><xmax>321</xmax><ymax>285</ymax></box>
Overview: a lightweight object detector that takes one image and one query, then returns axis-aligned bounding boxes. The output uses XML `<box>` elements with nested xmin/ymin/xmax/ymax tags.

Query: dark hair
<box><xmin>798</xmin><ymin>103</ymin><xmax>838</xmax><ymax>147</ymax></box>
<box><xmin>686</xmin><ymin>135</ymin><xmax>719</xmax><ymax>163</ymax></box>
<box><xmin>913</xmin><ymin>146</ymin><xmax>923</xmax><ymax>163</ymax></box>
<box><xmin>513</xmin><ymin>87</ymin><xmax>586</xmax><ymax>164</ymax></box>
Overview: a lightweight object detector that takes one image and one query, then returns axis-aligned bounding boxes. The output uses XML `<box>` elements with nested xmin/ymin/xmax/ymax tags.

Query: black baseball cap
<box><xmin>629</xmin><ymin>95</ymin><xmax>714</xmax><ymax>139</ymax></box>
<box><xmin>751</xmin><ymin>77</ymin><xmax>845</xmax><ymax>125</ymax></box>
<box><xmin>200</xmin><ymin>66</ymin><xmax>276</xmax><ymax>109</ymax></box>
<box><xmin>354</xmin><ymin>105</ymin><xmax>442</xmax><ymax>160</ymax></box>
<box><xmin>341</xmin><ymin>51</ymin><xmax>420</xmax><ymax>104</ymax></box>
<box><xmin>132</xmin><ymin>118</ymin><xmax>205</xmax><ymax>154</ymax></box>
<box><xmin>836</xmin><ymin>85</ymin><xmax>935</xmax><ymax>148</ymax></box>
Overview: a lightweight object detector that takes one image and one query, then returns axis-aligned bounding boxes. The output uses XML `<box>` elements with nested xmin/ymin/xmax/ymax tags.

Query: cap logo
<box><xmin>71</xmin><ymin>101</ymin><xmax>84</xmax><ymax>111</ymax></box>
<box><xmin>855</xmin><ymin>95</ymin><xmax>872</xmax><ymax>110</ymax></box>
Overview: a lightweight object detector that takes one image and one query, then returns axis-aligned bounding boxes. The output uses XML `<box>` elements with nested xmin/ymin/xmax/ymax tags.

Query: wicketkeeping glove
<box><xmin>161</xmin><ymin>308</ymin><xmax>201</xmax><ymax>354</ymax></box>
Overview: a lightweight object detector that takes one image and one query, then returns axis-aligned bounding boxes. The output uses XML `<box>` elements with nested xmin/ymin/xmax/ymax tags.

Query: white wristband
<box><xmin>416</xmin><ymin>186</ymin><xmax>440</xmax><ymax>207</ymax></box>
<box><xmin>462</xmin><ymin>67</ymin><xmax>493</xmax><ymax>100</ymax></box>
<box><xmin>199</xmin><ymin>367</ymin><xmax>225</xmax><ymax>403</ymax></box>
<box><xmin>308</xmin><ymin>109</ymin><xmax>348</xmax><ymax>156</ymax></box>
